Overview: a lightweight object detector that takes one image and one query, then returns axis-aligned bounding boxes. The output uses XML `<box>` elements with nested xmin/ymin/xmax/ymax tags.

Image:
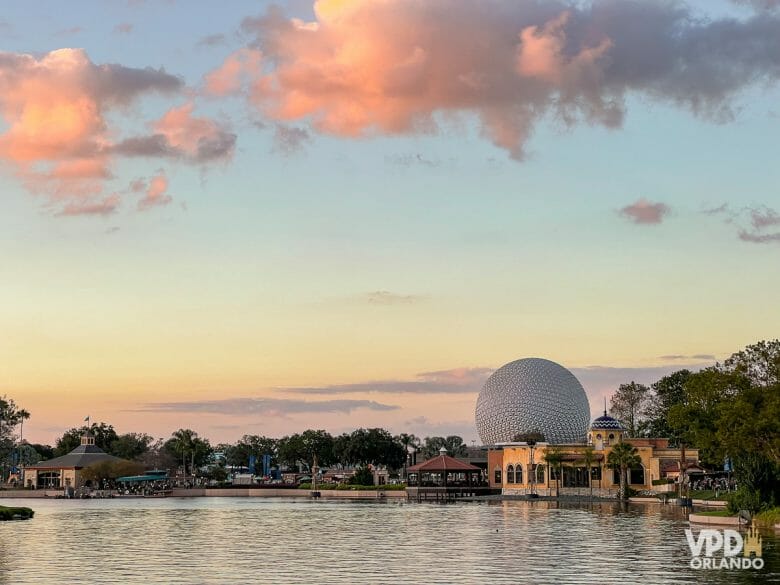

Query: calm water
<box><xmin>1</xmin><ymin>498</ymin><xmax>778</xmax><ymax>584</ymax></box>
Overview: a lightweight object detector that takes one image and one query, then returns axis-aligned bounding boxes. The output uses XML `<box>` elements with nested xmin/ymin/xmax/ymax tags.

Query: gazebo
<box><xmin>406</xmin><ymin>447</ymin><xmax>488</xmax><ymax>501</ymax></box>
<box><xmin>25</xmin><ymin>433</ymin><xmax>120</xmax><ymax>490</ymax></box>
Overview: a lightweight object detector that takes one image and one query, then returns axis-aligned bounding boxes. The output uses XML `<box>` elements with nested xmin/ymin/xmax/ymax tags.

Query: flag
<box><xmin>84</xmin><ymin>416</ymin><xmax>90</xmax><ymax>423</ymax></box>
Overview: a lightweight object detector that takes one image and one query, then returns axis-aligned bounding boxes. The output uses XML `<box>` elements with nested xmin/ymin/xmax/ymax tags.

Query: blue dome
<box><xmin>591</xmin><ymin>413</ymin><xmax>624</xmax><ymax>430</ymax></box>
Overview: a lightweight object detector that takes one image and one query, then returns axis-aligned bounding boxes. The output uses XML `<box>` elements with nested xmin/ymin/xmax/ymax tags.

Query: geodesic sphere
<box><xmin>475</xmin><ymin>358</ymin><xmax>590</xmax><ymax>445</ymax></box>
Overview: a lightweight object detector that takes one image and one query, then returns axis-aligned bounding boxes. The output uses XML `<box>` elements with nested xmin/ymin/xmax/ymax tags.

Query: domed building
<box><xmin>482</xmin><ymin>387</ymin><xmax>702</xmax><ymax>497</ymax></box>
<box><xmin>475</xmin><ymin>358</ymin><xmax>591</xmax><ymax>445</ymax></box>
<box><xmin>588</xmin><ymin>408</ymin><xmax>626</xmax><ymax>450</ymax></box>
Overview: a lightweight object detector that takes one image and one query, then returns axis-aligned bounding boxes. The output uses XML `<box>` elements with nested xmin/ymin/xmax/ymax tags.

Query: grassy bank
<box><xmin>695</xmin><ymin>509</ymin><xmax>735</xmax><ymax>517</ymax></box>
<box><xmin>688</xmin><ymin>490</ymin><xmax>721</xmax><ymax>501</ymax></box>
<box><xmin>754</xmin><ymin>507</ymin><xmax>780</xmax><ymax>527</ymax></box>
<box><xmin>0</xmin><ymin>505</ymin><xmax>34</xmax><ymax>520</ymax></box>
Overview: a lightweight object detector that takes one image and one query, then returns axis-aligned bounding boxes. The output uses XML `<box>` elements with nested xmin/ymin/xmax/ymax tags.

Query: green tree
<box><xmin>336</xmin><ymin>428</ymin><xmax>405</xmax><ymax>469</ymax></box>
<box><xmin>277</xmin><ymin>430</ymin><xmax>334</xmax><ymax>471</ymax></box>
<box><xmin>726</xmin><ymin>453</ymin><xmax>778</xmax><ymax>514</ymax></box>
<box><xmin>245</xmin><ymin>435</ymin><xmax>278</xmax><ymax>469</ymax></box>
<box><xmin>609</xmin><ymin>382</ymin><xmax>650</xmax><ymax>437</ymax></box>
<box><xmin>420</xmin><ymin>435</ymin><xmax>468</xmax><ymax>459</ymax></box>
<box><xmin>333</xmin><ymin>433</ymin><xmax>352</xmax><ymax>467</ymax></box>
<box><xmin>581</xmin><ymin>445</ymin><xmax>597</xmax><ymax>498</ymax></box>
<box><xmin>641</xmin><ymin>369</ymin><xmax>691</xmax><ymax>441</ymax></box>
<box><xmin>204</xmin><ymin>465</ymin><xmax>228</xmax><ymax>483</ymax></box>
<box><xmin>223</xmin><ymin>442</ymin><xmax>252</xmax><ymax>468</ymax></box>
<box><xmin>137</xmin><ymin>438</ymin><xmax>177</xmax><ymax>472</ymax></box>
<box><xmin>348</xmin><ymin>466</ymin><xmax>374</xmax><ymax>486</ymax></box>
<box><xmin>663</xmin><ymin>340</ymin><xmax>780</xmax><ymax>504</ymax></box>
<box><xmin>543</xmin><ymin>446</ymin><xmax>565</xmax><ymax>497</ymax></box>
<box><xmin>165</xmin><ymin>429</ymin><xmax>212</xmax><ymax>478</ymax></box>
<box><xmin>723</xmin><ymin>339</ymin><xmax>780</xmax><ymax>388</ymax></box>
<box><xmin>81</xmin><ymin>460</ymin><xmax>145</xmax><ymax>486</ymax></box>
<box><xmin>16</xmin><ymin>444</ymin><xmax>41</xmax><ymax>467</ymax></box>
<box><xmin>667</xmin><ymin>367</ymin><xmax>728</xmax><ymax>467</ymax></box>
<box><xmin>395</xmin><ymin>433</ymin><xmax>420</xmax><ymax>478</ymax></box>
<box><xmin>607</xmin><ymin>442</ymin><xmax>641</xmax><ymax>500</ymax></box>
<box><xmin>110</xmin><ymin>433</ymin><xmax>154</xmax><ymax>460</ymax></box>
<box><xmin>0</xmin><ymin>396</ymin><xmax>27</xmax><ymax>480</ymax></box>
<box><xmin>28</xmin><ymin>443</ymin><xmax>54</xmax><ymax>461</ymax></box>
<box><xmin>54</xmin><ymin>423</ymin><xmax>119</xmax><ymax>456</ymax></box>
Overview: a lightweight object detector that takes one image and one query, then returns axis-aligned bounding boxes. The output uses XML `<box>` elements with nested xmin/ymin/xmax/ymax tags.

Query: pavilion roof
<box><xmin>408</xmin><ymin>454</ymin><xmax>481</xmax><ymax>473</ymax></box>
<box><xmin>27</xmin><ymin>444</ymin><xmax>121</xmax><ymax>470</ymax></box>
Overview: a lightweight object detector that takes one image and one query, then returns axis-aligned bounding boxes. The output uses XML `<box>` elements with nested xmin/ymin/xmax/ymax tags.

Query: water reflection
<box><xmin>0</xmin><ymin>498</ymin><xmax>776</xmax><ymax>584</ymax></box>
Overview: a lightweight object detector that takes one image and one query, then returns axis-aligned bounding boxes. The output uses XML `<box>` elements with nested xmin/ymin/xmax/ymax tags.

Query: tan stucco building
<box><xmin>25</xmin><ymin>434</ymin><xmax>120</xmax><ymax>489</ymax></box>
<box><xmin>487</xmin><ymin>412</ymin><xmax>699</xmax><ymax>497</ymax></box>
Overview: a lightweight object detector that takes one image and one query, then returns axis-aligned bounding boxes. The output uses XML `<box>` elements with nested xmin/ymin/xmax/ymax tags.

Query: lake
<box><xmin>0</xmin><ymin>498</ymin><xmax>777</xmax><ymax>584</ymax></box>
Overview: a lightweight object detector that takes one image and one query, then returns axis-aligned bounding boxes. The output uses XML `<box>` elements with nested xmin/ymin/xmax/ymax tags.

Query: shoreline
<box><xmin>0</xmin><ymin>489</ymin><xmax>728</xmax><ymax>506</ymax></box>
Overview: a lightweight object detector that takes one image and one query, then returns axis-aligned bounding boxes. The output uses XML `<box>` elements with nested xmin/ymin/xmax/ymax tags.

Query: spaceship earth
<box><xmin>475</xmin><ymin>358</ymin><xmax>591</xmax><ymax>445</ymax></box>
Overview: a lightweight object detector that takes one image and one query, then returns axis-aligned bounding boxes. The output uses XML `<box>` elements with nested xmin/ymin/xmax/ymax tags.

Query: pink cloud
<box><xmin>218</xmin><ymin>0</ymin><xmax>780</xmax><ymax>158</ymax></box>
<box><xmin>152</xmin><ymin>103</ymin><xmax>236</xmax><ymax>162</ymax></box>
<box><xmin>57</xmin><ymin>194</ymin><xmax>120</xmax><ymax>217</ymax></box>
<box><xmin>138</xmin><ymin>171</ymin><xmax>172</xmax><ymax>210</ymax></box>
<box><xmin>619</xmin><ymin>198</ymin><xmax>670</xmax><ymax>225</ymax></box>
<box><xmin>0</xmin><ymin>48</ymin><xmax>181</xmax><ymax>215</ymax></box>
<box><xmin>750</xmin><ymin>206</ymin><xmax>780</xmax><ymax>229</ymax></box>
<box><xmin>703</xmin><ymin>203</ymin><xmax>780</xmax><ymax>244</ymax></box>
<box><xmin>204</xmin><ymin>48</ymin><xmax>262</xmax><ymax>96</ymax></box>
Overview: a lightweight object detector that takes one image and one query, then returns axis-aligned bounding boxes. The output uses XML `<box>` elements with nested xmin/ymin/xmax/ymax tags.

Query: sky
<box><xmin>1</xmin><ymin>0</ymin><xmax>779</xmax><ymax>446</ymax></box>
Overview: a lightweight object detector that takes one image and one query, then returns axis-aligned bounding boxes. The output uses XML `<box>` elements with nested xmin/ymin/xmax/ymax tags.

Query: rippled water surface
<box><xmin>1</xmin><ymin>498</ymin><xmax>778</xmax><ymax>584</ymax></box>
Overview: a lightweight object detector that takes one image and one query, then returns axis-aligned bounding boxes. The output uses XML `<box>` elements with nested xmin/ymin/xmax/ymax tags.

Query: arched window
<box><xmin>515</xmin><ymin>464</ymin><xmax>523</xmax><ymax>485</ymax></box>
<box><xmin>535</xmin><ymin>465</ymin><xmax>545</xmax><ymax>484</ymax></box>
<box><xmin>506</xmin><ymin>464</ymin><xmax>515</xmax><ymax>484</ymax></box>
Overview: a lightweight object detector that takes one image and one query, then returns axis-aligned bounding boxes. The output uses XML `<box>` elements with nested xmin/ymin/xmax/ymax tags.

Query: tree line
<box><xmin>607</xmin><ymin>339</ymin><xmax>779</xmax><ymax>511</ymax></box>
<box><xmin>0</xmin><ymin>406</ymin><xmax>474</xmax><ymax>485</ymax></box>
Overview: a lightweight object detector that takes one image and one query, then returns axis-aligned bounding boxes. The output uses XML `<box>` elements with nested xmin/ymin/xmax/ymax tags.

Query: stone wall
<box><xmin>502</xmin><ymin>486</ymin><xmax>620</xmax><ymax>498</ymax></box>
<box><xmin>171</xmin><ymin>488</ymin><xmax>406</xmax><ymax>499</ymax></box>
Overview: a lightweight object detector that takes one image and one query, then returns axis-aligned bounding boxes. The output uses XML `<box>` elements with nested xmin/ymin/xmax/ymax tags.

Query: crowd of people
<box><xmin>690</xmin><ymin>475</ymin><xmax>736</xmax><ymax>493</ymax></box>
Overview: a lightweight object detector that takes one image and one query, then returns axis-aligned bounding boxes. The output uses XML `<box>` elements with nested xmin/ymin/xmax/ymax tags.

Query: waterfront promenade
<box><xmin>0</xmin><ymin>488</ymin><xmax>407</xmax><ymax>499</ymax></box>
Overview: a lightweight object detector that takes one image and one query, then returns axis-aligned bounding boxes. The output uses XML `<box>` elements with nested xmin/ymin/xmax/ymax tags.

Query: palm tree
<box><xmin>444</xmin><ymin>435</ymin><xmax>469</xmax><ymax>458</ymax></box>
<box><xmin>395</xmin><ymin>433</ymin><xmax>420</xmax><ymax>479</ymax></box>
<box><xmin>15</xmin><ymin>409</ymin><xmax>30</xmax><ymax>484</ymax></box>
<box><xmin>581</xmin><ymin>446</ymin><xmax>596</xmax><ymax>499</ymax></box>
<box><xmin>171</xmin><ymin>429</ymin><xmax>198</xmax><ymax>479</ymax></box>
<box><xmin>543</xmin><ymin>446</ymin><xmax>565</xmax><ymax>497</ymax></box>
<box><xmin>607</xmin><ymin>442</ymin><xmax>641</xmax><ymax>500</ymax></box>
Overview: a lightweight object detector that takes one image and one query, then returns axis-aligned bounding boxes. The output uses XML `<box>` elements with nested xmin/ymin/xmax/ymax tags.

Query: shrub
<box><xmin>727</xmin><ymin>487</ymin><xmax>764</xmax><ymax>515</ymax></box>
<box><xmin>348</xmin><ymin>467</ymin><xmax>374</xmax><ymax>486</ymax></box>
<box><xmin>754</xmin><ymin>507</ymin><xmax>780</xmax><ymax>527</ymax></box>
<box><xmin>0</xmin><ymin>506</ymin><xmax>34</xmax><ymax>521</ymax></box>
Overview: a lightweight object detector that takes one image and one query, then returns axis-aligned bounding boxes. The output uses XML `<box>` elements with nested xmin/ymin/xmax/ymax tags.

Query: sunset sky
<box><xmin>2</xmin><ymin>0</ymin><xmax>779</xmax><ymax>446</ymax></box>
